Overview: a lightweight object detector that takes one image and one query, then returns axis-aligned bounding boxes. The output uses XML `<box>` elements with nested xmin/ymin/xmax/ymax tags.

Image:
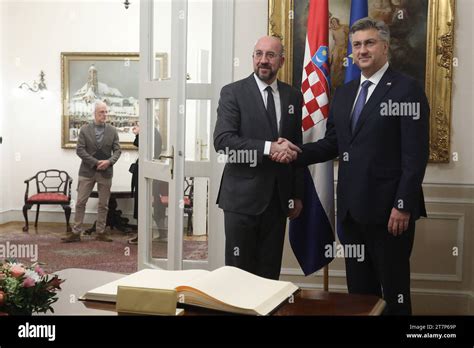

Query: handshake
<box><xmin>269</xmin><ymin>138</ymin><xmax>302</xmax><ymax>164</ymax></box>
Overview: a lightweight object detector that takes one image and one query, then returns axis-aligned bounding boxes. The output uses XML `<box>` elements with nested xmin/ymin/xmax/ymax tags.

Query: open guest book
<box><xmin>82</xmin><ymin>266</ymin><xmax>298</xmax><ymax>316</ymax></box>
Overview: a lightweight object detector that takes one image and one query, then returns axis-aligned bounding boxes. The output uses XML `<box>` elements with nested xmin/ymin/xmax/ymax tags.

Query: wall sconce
<box><xmin>124</xmin><ymin>0</ymin><xmax>131</xmax><ymax>9</ymax></box>
<box><xmin>18</xmin><ymin>71</ymin><xmax>47</xmax><ymax>93</ymax></box>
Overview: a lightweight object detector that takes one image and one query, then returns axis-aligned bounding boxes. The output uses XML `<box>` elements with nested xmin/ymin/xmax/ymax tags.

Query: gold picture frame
<box><xmin>268</xmin><ymin>0</ymin><xmax>455</xmax><ymax>163</ymax></box>
<box><xmin>61</xmin><ymin>52</ymin><xmax>140</xmax><ymax>150</ymax></box>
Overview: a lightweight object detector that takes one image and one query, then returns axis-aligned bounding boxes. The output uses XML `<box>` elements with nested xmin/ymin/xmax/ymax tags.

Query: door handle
<box><xmin>159</xmin><ymin>146</ymin><xmax>174</xmax><ymax>179</ymax></box>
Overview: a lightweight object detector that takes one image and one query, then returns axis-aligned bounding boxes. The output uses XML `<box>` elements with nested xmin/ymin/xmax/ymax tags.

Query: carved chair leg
<box><xmin>187</xmin><ymin>211</ymin><xmax>193</xmax><ymax>236</ymax></box>
<box><xmin>22</xmin><ymin>204</ymin><xmax>32</xmax><ymax>232</ymax></box>
<box><xmin>63</xmin><ymin>205</ymin><xmax>72</xmax><ymax>232</ymax></box>
<box><xmin>34</xmin><ymin>204</ymin><xmax>40</xmax><ymax>227</ymax></box>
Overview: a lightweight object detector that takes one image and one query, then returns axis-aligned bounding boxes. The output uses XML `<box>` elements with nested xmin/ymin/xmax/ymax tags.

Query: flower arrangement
<box><xmin>0</xmin><ymin>259</ymin><xmax>64</xmax><ymax>315</ymax></box>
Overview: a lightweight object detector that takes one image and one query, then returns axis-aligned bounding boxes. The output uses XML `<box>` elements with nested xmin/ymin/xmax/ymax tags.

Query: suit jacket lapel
<box><xmin>341</xmin><ymin>79</ymin><xmax>360</xmax><ymax>139</ymax></box>
<box><xmin>87</xmin><ymin>123</ymin><xmax>98</xmax><ymax>150</ymax></box>
<box><xmin>100</xmin><ymin>124</ymin><xmax>110</xmax><ymax>150</ymax></box>
<box><xmin>351</xmin><ymin>68</ymin><xmax>395</xmax><ymax>141</ymax></box>
<box><xmin>277</xmin><ymin>80</ymin><xmax>289</xmax><ymax>138</ymax></box>
<box><xmin>245</xmin><ymin>74</ymin><xmax>275</xmax><ymax>140</ymax></box>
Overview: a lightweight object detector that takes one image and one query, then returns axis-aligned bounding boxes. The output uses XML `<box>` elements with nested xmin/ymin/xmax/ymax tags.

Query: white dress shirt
<box><xmin>253</xmin><ymin>73</ymin><xmax>281</xmax><ymax>155</ymax></box>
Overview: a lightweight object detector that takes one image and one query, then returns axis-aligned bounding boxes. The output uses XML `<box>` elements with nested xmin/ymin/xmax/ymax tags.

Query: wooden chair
<box><xmin>155</xmin><ymin>177</ymin><xmax>194</xmax><ymax>236</ymax></box>
<box><xmin>22</xmin><ymin>169</ymin><xmax>73</xmax><ymax>232</ymax></box>
<box><xmin>183</xmin><ymin>177</ymin><xmax>194</xmax><ymax>236</ymax></box>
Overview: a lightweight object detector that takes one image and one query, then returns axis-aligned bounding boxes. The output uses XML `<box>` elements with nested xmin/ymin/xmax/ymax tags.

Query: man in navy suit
<box><xmin>214</xmin><ymin>36</ymin><xmax>304</xmax><ymax>280</ymax></box>
<box><xmin>275</xmin><ymin>18</ymin><xmax>429</xmax><ymax>314</ymax></box>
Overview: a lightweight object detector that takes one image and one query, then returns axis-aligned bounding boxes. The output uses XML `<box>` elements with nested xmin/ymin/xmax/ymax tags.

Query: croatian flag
<box><xmin>289</xmin><ymin>0</ymin><xmax>335</xmax><ymax>276</ymax></box>
<box><xmin>344</xmin><ymin>0</ymin><xmax>369</xmax><ymax>83</ymax></box>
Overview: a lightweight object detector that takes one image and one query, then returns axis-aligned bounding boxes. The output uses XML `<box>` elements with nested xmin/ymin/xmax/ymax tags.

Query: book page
<box><xmin>83</xmin><ymin>268</ymin><xmax>209</xmax><ymax>302</ymax></box>
<box><xmin>176</xmin><ymin>266</ymin><xmax>298</xmax><ymax>314</ymax></box>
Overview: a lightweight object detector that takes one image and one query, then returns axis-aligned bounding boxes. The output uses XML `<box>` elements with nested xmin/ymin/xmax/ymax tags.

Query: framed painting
<box><xmin>268</xmin><ymin>0</ymin><xmax>455</xmax><ymax>163</ymax></box>
<box><xmin>61</xmin><ymin>52</ymin><xmax>140</xmax><ymax>149</ymax></box>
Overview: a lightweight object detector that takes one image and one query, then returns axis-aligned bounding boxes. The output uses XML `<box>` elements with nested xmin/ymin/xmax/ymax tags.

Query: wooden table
<box><xmin>47</xmin><ymin>268</ymin><xmax>385</xmax><ymax>316</ymax></box>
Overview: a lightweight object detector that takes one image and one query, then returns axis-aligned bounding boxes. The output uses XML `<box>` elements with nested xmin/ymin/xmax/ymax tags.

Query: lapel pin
<box><xmin>387</xmin><ymin>82</ymin><xmax>392</xmax><ymax>86</ymax></box>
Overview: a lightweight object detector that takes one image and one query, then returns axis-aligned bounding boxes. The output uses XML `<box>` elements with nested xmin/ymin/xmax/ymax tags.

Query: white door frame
<box><xmin>138</xmin><ymin>0</ymin><xmax>234</xmax><ymax>271</ymax></box>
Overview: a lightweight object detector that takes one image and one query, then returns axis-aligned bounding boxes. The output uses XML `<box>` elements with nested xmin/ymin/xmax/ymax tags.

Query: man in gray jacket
<box><xmin>62</xmin><ymin>101</ymin><xmax>122</xmax><ymax>242</ymax></box>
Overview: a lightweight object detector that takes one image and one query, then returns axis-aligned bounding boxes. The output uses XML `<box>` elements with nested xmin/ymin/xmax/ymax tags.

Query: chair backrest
<box><xmin>154</xmin><ymin>177</ymin><xmax>194</xmax><ymax>207</ymax></box>
<box><xmin>184</xmin><ymin>177</ymin><xmax>194</xmax><ymax>199</ymax></box>
<box><xmin>34</xmin><ymin>170</ymin><xmax>71</xmax><ymax>194</ymax></box>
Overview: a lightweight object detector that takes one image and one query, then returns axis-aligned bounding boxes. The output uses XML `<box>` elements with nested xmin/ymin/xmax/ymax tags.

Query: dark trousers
<box><xmin>131</xmin><ymin>161</ymin><xmax>138</xmax><ymax>220</ymax></box>
<box><xmin>224</xmin><ymin>189</ymin><xmax>287</xmax><ymax>280</ymax></box>
<box><xmin>341</xmin><ymin>214</ymin><xmax>415</xmax><ymax>315</ymax></box>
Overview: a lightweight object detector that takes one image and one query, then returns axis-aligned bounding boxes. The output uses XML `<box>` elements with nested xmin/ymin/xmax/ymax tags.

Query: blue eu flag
<box><xmin>344</xmin><ymin>0</ymin><xmax>369</xmax><ymax>83</ymax></box>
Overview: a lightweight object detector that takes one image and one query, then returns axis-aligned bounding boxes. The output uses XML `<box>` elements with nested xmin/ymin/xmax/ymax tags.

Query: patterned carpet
<box><xmin>0</xmin><ymin>222</ymin><xmax>208</xmax><ymax>274</ymax></box>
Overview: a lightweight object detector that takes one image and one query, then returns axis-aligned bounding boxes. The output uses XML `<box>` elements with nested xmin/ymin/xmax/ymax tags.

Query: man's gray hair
<box><xmin>93</xmin><ymin>100</ymin><xmax>106</xmax><ymax>115</ymax></box>
<box><xmin>349</xmin><ymin>17</ymin><xmax>390</xmax><ymax>44</ymax></box>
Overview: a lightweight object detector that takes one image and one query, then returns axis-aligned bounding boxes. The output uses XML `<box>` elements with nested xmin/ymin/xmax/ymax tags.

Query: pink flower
<box><xmin>46</xmin><ymin>276</ymin><xmax>64</xmax><ymax>290</ymax></box>
<box><xmin>10</xmin><ymin>265</ymin><xmax>25</xmax><ymax>278</ymax></box>
<box><xmin>34</xmin><ymin>265</ymin><xmax>45</xmax><ymax>276</ymax></box>
<box><xmin>22</xmin><ymin>277</ymin><xmax>36</xmax><ymax>288</ymax></box>
<box><xmin>0</xmin><ymin>272</ymin><xmax>5</xmax><ymax>280</ymax></box>
<box><xmin>0</xmin><ymin>290</ymin><xmax>5</xmax><ymax>305</ymax></box>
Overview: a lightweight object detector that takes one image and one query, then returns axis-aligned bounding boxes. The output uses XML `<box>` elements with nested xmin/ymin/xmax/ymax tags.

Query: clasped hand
<box><xmin>96</xmin><ymin>160</ymin><xmax>111</xmax><ymax>171</ymax></box>
<box><xmin>269</xmin><ymin>138</ymin><xmax>301</xmax><ymax>164</ymax></box>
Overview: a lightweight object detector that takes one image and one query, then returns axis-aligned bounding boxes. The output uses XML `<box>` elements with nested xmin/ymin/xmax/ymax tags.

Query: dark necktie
<box><xmin>351</xmin><ymin>80</ymin><xmax>373</xmax><ymax>133</ymax></box>
<box><xmin>265</xmin><ymin>86</ymin><xmax>279</xmax><ymax>139</ymax></box>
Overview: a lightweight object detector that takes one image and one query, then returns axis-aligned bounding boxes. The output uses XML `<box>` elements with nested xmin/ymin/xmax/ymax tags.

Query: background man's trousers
<box><xmin>73</xmin><ymin>172</ymin><xmax>112</xmax><ymax>234</ymax></box>
<box><xmin>224</xmin><ymin>189</ymin><xmax>287</xmax><ymax>280</ymax></box>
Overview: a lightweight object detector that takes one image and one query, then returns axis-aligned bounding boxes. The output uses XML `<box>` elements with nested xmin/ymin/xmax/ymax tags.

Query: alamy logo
<box><xmin>18</xmin><ymin>323</ymin><xmax>55</xmax><ymax>341</ymax></box>
<box><xmin>324</xmin><ymin>242</ymin><xmax>365</xmax><ymax>262</ymax></box>
<box><xmin>0</xmin><ymin>242</ymin><xmax>38</xmax><ymax>262</ymax></box>
<box><xmin>380</xmin><ymin>100</ymin><xmax>420</xmax><ymax>120</ymax></box>
<box><xmin>217</xmin><ymin>147</ymin><xmax>257</xmax><ymax>168</ymax></box>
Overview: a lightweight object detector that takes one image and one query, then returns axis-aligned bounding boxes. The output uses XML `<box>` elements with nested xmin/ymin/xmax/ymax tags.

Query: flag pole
<box><xmin>289</xmin><ymin>0</ymin><xmax>334</xmax><ymax>291</ymax></box>
<box><xmin>323</xmin><ymin>265</ymin><xmax>329</xmax><ymax>291</ymax></box>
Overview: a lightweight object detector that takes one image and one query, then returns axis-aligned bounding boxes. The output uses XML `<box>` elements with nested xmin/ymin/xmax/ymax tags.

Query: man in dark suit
<box><xmin>213</xmin><ymin>36</ymin><xmax>304</xmax><ymax>280</ymax></box>
<box><xmin>62</xmin><ymin>101</ymin><xmax>121</xmax><ymax>243</ymax></box>
<box><xmin>275</xmin><ymin>18</ymin><xmax>429</xmax><ymax>314</ymax></box>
